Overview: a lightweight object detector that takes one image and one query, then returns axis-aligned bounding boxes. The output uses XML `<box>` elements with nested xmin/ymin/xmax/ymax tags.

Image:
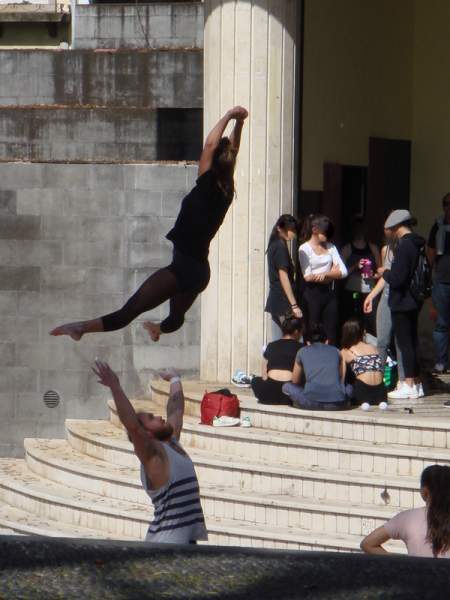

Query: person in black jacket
<box><xmin>382</xmin><ymin>210</ymin><xmax>425</xmax><ymax>400</ymax></box>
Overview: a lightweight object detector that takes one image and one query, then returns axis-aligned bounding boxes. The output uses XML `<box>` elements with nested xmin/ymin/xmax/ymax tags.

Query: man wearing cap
<box><xmin>426</xmin><ymin>193</ymin><xmax>450</xmax><ymax>378</ymax></box>
<box><xmin>382</xmin><ymin>210</ymin><xmax>425</xmax><ymax>400</ymax></box>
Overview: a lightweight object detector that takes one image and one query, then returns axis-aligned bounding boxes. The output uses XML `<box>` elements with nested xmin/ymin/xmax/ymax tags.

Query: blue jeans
<box><xmin>282</xmin><ymin>382</ymin><xmax>351</xmax><ymax>411</ymax></box>
<box><xmin>376</xmin><ymin>292</ymin><xmax>405</xmax><ymax>380</ymax></box>
<box><xmin>432</xmin><ymin>281</ymin><xmax>450</xmax><ymax>369</ymax></box>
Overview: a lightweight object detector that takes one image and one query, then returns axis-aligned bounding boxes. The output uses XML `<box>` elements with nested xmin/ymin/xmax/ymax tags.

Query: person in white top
<box><xmin>299</xmin><ymin>214</ymin><xmax>347</xmax><ymax>345</ymax></box>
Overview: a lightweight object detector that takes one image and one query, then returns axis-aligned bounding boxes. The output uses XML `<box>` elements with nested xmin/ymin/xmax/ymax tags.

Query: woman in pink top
<box><xmin>361</xmin><ymin>465</ymin><xmax>450</xmax><ymax>558</ymax></box>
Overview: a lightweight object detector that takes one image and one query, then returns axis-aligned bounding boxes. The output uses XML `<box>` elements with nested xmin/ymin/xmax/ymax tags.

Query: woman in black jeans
<box><xmin>382</xmin><ymin>210</ymin><xmax>425</xmax><ymax>400</ymax></box>
<box><xmin>265</xmin><ymin>214</ymin><xmax>301</xmax><ymax>340</ymax></box>
<box><xmin>50</xmin><ymin>106</ymin><xmax>248</xmax><ymax>342</ymax></box>
<box><xmin>298</xmin><ymin>214</ymin><xmax>347</xmax><ymax>345</ymax></box>
<box><xmin>251</xmin><ymin>316</ymin><xmax>303</xmax><ymax>405</ymax></box>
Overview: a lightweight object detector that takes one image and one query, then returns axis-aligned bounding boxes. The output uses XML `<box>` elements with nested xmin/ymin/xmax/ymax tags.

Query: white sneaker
<box><xmin>240</xmin><ymin>416</ymin><xmax>252</xmax><ymax>428</ymax></box>
<box><xmin>212</xmin><ymin>416</ymin><xmax>241</xmax><ymax>427</ymax></box>
<box><xmin>416</xmin><ymin>383</ymin><xmax>425</xmax><ymax>398</ymax></box>
<box><xmin>388</xmin><ymin>383</ymin><xmax>419</xmax><ymax>400</ymax></box>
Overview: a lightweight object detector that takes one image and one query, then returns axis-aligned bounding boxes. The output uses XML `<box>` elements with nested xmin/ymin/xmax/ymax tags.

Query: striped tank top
<box><xmin>141</xmin><ymin>438</ymin><xmax>208</xmax><ymax>544</ymax></box>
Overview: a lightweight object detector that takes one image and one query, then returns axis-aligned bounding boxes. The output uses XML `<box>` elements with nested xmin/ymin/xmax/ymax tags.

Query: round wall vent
<box><xmin>43</xmin><ymin>390</ymin><xmax>60</xmax><ymax>408</ymax></box>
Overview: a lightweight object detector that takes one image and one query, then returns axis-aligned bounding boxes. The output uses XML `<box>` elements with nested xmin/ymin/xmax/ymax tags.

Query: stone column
<box><xmin>201</xmin><ymin>0</ymin><xmax>301</xmax><ymax>382</ymax></box>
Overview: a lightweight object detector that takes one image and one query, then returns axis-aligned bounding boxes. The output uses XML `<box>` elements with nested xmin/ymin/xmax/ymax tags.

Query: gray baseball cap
<box><xmin>384</xmin><ymin>209</ymin><xmax>413</xmax><ymax>229</ymax></box>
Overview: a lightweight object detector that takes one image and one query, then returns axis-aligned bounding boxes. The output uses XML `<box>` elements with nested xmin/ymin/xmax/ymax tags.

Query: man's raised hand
<box><xmin>92</xmin><ymin>360</ymin><xmax>120</xmax><ymax>388</ymax></box>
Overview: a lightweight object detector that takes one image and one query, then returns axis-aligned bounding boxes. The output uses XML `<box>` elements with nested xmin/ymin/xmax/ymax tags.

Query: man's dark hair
<box><xmin>305</xmin><ymin>323</ymin><xmax>327</xmax><ymax>344</ymax></box>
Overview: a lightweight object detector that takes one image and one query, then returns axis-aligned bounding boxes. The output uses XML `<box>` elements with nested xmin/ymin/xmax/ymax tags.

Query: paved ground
<box><xmin>0</xmin><ymin>536</ymin><xmax>449</xmax><ymax>600</ymax></box>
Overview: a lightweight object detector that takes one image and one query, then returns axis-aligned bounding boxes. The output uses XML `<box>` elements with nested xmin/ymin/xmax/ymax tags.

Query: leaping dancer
<box><xmin>50</xmin><ymin>107</ymin><xmax>248</xmax><ymax>342</ymax></box>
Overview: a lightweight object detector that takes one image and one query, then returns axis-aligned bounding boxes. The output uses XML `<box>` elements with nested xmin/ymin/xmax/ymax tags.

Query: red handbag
<box><xmin>200</xmin><ymin>390</ymin><xmax>240</xmax><ymax>425</ymax></box>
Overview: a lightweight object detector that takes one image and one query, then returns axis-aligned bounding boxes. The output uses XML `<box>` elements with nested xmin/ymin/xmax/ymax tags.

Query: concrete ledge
<box><xmin>0</xmin><ymin>49</ymin><xmax>203</xmax><ymax>108</ymax></box>
<box><xmin>0</xmin><ymin>536</ymin><xmax>448</xmax><ymax>599</ymax></box>
<box><xmin>74</xmin><ymin>2</ymin><xmax>204</xmax><ymax>50</ymax></box>
<box><xmin>0</xmin><ymin>106</ymin><xmax>202</xmax><ymax>161</ymax></box>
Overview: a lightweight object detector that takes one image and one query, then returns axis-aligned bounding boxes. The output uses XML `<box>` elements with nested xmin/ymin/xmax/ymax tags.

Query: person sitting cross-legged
<box><xmin>251</xmin><ymin>316</ymin><xmax>303</xmax><ymax>406</ymax></box>
<box><xmin>282</xmin><ymin>323</ymin><xmax>351</xmax><ymax>411</ymax></box>
<box><xmin>93</xmin><ymin>360</ymin><xmax>207</xmax><ymax>544</ymax></box>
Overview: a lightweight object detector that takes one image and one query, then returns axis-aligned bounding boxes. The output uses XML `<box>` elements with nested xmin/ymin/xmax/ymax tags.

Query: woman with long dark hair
<box><xmin>251</xmin><ymin>316</ymin><xmax>303</xmax><ymax>405</ymax></box>
<box><xmin>361</xmin><ymin>465</ymin><xmax>450</xmax><ymax>558</ymax></box>
<box><xmin>50</xmin><ymin>106</ymin><xmax>248</xmax><ymax>342</ymax></box>
<box><xmin>265</xmin><ymin>214</ymin><xmax>300</xmax><ymax>340</ymax></box>
<box><xmin>298</xmin><ymin>214</ymin><xmax>347</xmax><ymax>345</ymax></box>
<box><xmin>340</xmin><ymin>318</ymin><xmax>387</xmax><ymax>406</ymax></box>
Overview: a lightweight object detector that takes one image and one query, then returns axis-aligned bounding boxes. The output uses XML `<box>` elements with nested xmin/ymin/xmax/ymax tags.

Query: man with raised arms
<box><xmin>93</xmin><ymin>360</ymin><xmax>207</xmax><ymax>544</ymax></box>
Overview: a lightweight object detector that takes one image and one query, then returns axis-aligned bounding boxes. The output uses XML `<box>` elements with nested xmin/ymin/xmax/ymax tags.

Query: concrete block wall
<box><xmin>0</xmin><ymin>161</ymin><xmax>200</xmax><ymax>457</ymax></box>
<box><xmin>0</xmin><ymin>50</ymin><xmax>202</xmax><ymax>108</ymax></box>
<box><xmin>0</xmin><ymin>106</ymin><xmax>202</xmax><ymax>162</ymax></box>
<box><xmin>73</xmin><ymin>3</ymin><xmax>203</xmax><ymax>50</ymax></box>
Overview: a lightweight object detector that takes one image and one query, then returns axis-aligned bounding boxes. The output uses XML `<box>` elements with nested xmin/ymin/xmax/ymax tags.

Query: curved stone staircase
<box><xmin>0</xmin><ymin>380</ymin><xmax>450</xmax><ymax>553</ymax></box>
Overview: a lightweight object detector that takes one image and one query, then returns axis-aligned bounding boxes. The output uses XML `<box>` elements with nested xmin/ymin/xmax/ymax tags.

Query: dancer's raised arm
<box><xmin>199</xmin><ymin>106</ymin><xmax>248</xmax><ymax>176</ymax></box>
<box><xmin>158</xmin><ymin>368</ymin><xmax>184</xmax><ymax>441</ymax></box>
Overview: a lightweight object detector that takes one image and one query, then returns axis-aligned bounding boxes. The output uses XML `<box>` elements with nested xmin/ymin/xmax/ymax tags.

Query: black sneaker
<box><xmin>444</xmin><ymin>400</ymin><xmax>450</xmax><ymax>409</ymax></box>
<box><xmin>432</xmin><ymin>364</ymin><xmax>448</xmax><ymax>375</ymax></box>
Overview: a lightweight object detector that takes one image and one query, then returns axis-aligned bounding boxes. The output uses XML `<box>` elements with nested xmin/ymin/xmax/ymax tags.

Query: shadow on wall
<box><xmin>156</xmin><ymin>108</ymin><xmax>203</xmax><ymax>161</ymax></box>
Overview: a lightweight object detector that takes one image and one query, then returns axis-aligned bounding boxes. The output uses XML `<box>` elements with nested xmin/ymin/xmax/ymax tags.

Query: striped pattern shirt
<box><xmin>141</xmin><ymin>439</ymin><xmax>207</xmax><ymax>544</ymax></box>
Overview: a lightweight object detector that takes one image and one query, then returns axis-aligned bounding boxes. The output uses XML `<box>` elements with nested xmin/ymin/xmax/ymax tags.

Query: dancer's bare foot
<box><xmin>143</xmin><ymin>321</ymin><xmax>161</xmax><ymax>342</ymax></box>
<box><xmin>49</xmin><ymin>322</ymin><xmax>84</xmax><ymax>341</ymax></box>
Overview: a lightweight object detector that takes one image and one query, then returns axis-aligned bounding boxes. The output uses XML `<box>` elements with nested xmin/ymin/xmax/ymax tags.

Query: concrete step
<box><xmin>0</xmin><ymin>458</ymin><xmax>149</xmax><ymax>540</ymax></box>
<box><xmin>0</xmin><ymin>528</ymin><xmax>23</xmax><ymax>536</ymax></box>
<box><xmin>0</xmin><ymin>497</ymin><xmax>122</xmax><ymax>539</ymax></box>
<box><xmin>23</xmin><ymin>437</ymin><xmax>410</xmax><ymax>540</ymax></box>
<box><xmin>66</xmin><ymin>418</ymin><xmax>424</xmax><ymax>510</ymax></box>
<box><xmin>150</xmin><ymin>381</ymin><xmax>450</xmax><ymax>449</ymax></box>
<box><xmin>25</xmin><ymin>438</ymin><xmax>148</xmax><ymax>505</ymax></box>
<box><xmin>109</xmin><ymin>401</ymin><xmax>450</xmax><ymax>479</ymax></box>
<box><xmin>204</xmin><ymin>517</ymin><xmax>405</xmax><ymax>554</ymax></box>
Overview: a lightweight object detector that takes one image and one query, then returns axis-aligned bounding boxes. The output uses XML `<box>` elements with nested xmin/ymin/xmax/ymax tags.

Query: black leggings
<box><xmin>302</xmin><ymin>283</ymin><xmax>338</xmax><ymax>345</ymax></box>
<box><xmin>391</xmin><ymin>310</ymin><xmax>420</xmax><ymax>378</ymax></box>
<box><xmin>251</xmin><ymin>377</ymin><xmax>292</xmax><ymax>406</ymax></box>
<box><xmin>352</xmin><ymin>379</ymin><xmax>387</xmax><ymax>406</ymax></box>
<box><xmin>101</xmin><ymin>250</ymin><xmax>210</xmax><ymax>334</ymax></box>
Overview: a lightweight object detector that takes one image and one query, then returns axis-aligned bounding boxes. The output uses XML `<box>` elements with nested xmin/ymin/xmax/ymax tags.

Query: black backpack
<box><xmin>410</xmin><ymin>244</ymin><xmax>432</xmax><ymax>303</ymax></box>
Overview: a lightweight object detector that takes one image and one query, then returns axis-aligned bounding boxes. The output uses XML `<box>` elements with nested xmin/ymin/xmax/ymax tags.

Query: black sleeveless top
<box><xmin>166</xmin><ymin>170</ymin><xmax>232</xmax><ymax>261</ymax></box>
<box><xmin>346</xmin><ymin>242</ymin><xmax>376</xmax><ymax>270</ymax></box>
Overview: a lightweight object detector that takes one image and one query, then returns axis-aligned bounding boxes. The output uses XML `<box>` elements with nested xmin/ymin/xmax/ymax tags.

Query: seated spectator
<box><xmin>341</xmin><ymin>318</ymin><xmax>387</xmax><ymax>406</ymax></box>
<box><xmin>282</xmin><ymin>324</ymin><xmax>351</xmax><ymax>411</ymax></box>
<box><xmin>361</xmin><ymin>465</ymin><xmax>450</xmax><ymax>558</ymax></box>
<box><xmin>251</xmin><ymin>317</ymin><xmax>303</xmax><ymax>406</ymax></box>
